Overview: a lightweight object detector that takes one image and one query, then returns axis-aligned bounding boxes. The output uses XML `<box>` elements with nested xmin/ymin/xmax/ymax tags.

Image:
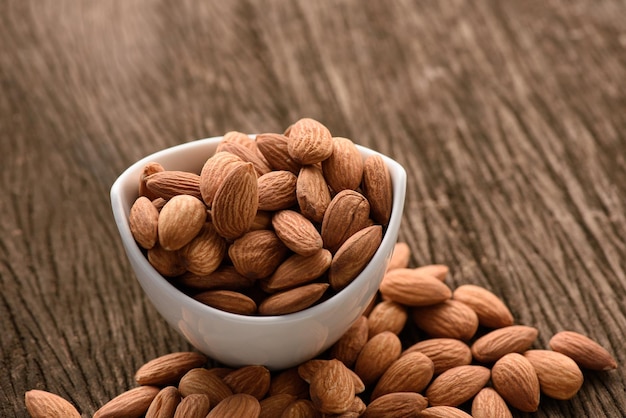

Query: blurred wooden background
<box><xmin>1</xmin><ymin>1</ymin><xmax>625</xmax><ymax>416</ymax></box>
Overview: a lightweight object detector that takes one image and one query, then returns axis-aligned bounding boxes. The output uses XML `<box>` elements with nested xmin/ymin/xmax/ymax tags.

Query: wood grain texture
<box><xmin>1</xmin><ymin>0</ymin><xmax>625</xmax><ymax>416</ymax></box>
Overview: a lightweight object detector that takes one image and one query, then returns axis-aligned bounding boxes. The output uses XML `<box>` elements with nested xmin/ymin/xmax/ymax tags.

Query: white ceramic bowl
<box><xmin>110</xmin><ymin>136</ymin><xmax>406</xmax><ymax>370</ymax></box>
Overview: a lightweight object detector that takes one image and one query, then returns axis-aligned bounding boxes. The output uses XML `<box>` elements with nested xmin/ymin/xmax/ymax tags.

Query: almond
<box><xmin>265</xmin><ymin>249</ymin><xmax>332</xmax><ymax>291</ymax></box>
<box><xmin>385</xmin><ymin>242</ymin><xmax>411</xmax><ymax>272</ymax></box>
<box><xmin>402</xmin><ymin>338</ymin><xmax>473</xmax><ymax>374</ymax></box>
<box><xmin>212</xmin><ymin>162</ymin><xmax>259</xmax><ymax>240</ymax></box>
<box><xmin>296</xmin><ymin>164</ymin><xmax>332</xmax><ymax>223</ymax></box>
<box><xmin>367</xmin><ymin>300</ymin><xmax>408</xmax><ymax>338</ymax></box>
<box><xmin>329</xmin><ymin>315</ymin><xmax>369</xmax><ymax>368</ymax></box>
<box><xmin>272</xmin><ymin>210</ymin><xmax>323</xmax><ymax>256</ymax></box>
<box><xmin>250</xmin><ymin>210</ymin><xmax>273</xmax><ymax>231</ymax></box>
<box><xmin>362</xmin><ymin>392</ymin><xmax>428</xmax><ymax>417</ymax></box>
<box><xmin>324</xmin><ymin>396</ymin><xmax>367</xmax><ymax>418</ymax></box>
<box><xmin>145</xmin><ymin>170</ymin><xmax>202</xmax><ymax>200</ymax></box>
<box><xmin>419</xmin><ymin>406</ymin><xmax>473</xmax><ymax>418</ymax></box>
<box><xmin>228</xmin><ymin>230</ymin><xmax>289</xmax><ymax>279</ymax></box>
<box><xmin>269</xmin><ymin>368</ymin><xmax>309</xmax><ymax>399</ymax></box>
<box><xmin>371</xmin><ymin>352</ymin><xmax>434</xmax><ymax>399</ymax></box>
<box><xmin>354</xmin><ymin>331</ymin><xmax>402</xmax><ymax>385</ymax></box>
<box><xmin>309</xmin><ymin>359</ymin><xmax>355</xmax><ymax>415</ymax></box>
<box><xmin>414</xmin><ymin>264</ymin><xmax>449</xmax><ymax>281</ymax></box>
<box><xmin>452</xmin><ymin>284</ymin><xmax>514</xmax><ymax>328</ymax></box>
<box><xmin>549</xmin><ymin>330</ymin><xmax>617</xmax><ymax>371</ymax></box>
<box><xmin>321</xmin><ymin>190</ymin><xmax>371</xmax><ymax>253</ymax></box>
<box><xmin>471</xmin><ymin>325</ymin><xmax>538</xmax><ymax>363</ymax></box>
<box><xmin>217</xmin><ymin>141</ymin><xmax>272</xmax><ymax>177</ymax></box>
<box><xmin>259</xmin><ymin>394</ymin><xmax>297</xmax><ymax>418</ymax></box>
<box><xmin>193</xmin><ymin>290</ymin><xmax>257</xmax><ymax>315</ymax></box>
<box><xmin>223</xmin><ymin>365</ymin><xmax>271</xmax><ymax>400</ymax></box>
<box><xmin>158</xmin><ymin>195</ymin><xmax>207</xmax><ymax>251</ymax></box>
<box><xmin>258</xmin><ymin>283</ymin><xmax>329</xmax><ymax>315</ymax></box>
<box><xmin>287</xmin><ymin>117</ymin><xmax>334</xmax><ymax>165</ymax></box>
<box><xmin>145</xmin><ymin>386</ymin><xmax>181</xmax><ymax>418</ymax></box>
<box><xmin>139</xmin><ymin>161</ymin><xmax>165</xmax><ymax>200</ymax></box>
<box><xmin>361</xmin><ymin>154</ymin><xmax>392</xmax><ymax>225</ymax></box>
<box><xmin>297</xmin><ymin>360</ymin><xmax>364</xmax><ymax>394</ymax></box>
<box><xmin>379</xmin><ymin>269</ymin><xmax>451</xmax><ymax>306</ymax></box>
<box><xmin>322</xmin><ymin>137</ymin><xmax>364</xmax><ymax>192</ymax></box>
<box><xmin>426</xmin><ymin>365</ymin><xmax>490</xmax><ymax>407</ymax></box>
<box><xmin>199</xmin><ymin>151</ymin><xmax>245</xmax><ymax>207</ymax></box>
<box><xmin>206</xmin><ymin>393</ymin><xmax>261</xmax><ymax>417</ymax></box>
<box><xmin>280</xmin><ymin>399</ymin><xmax>320</xmax><ymax>418</ymax></box>
<box><xmin>177</xmin><ymin>266</ymin><xmax>255</xmax><ymax>291</ymax></box>
<box><xmin>183</xmin><ymin>223</ymin><xmax>226</xmax><ymax>276</ymax></box>
<box><xmin>257</xmin><ymin>170</ymin><xmax>298</xmax><ymax>211</ymax></box>
<box><xmin>147</xmin><ymin>245</ymin><xmax>186</xmax><ymax>277</ymax></box>
<box><xmin>94</xmin><ymin>386</ymin><xmax>160</xmax><ymax>418</ymax></box>
<box><xmin>220</xmin><ymin>130</ymin><xmax>257</xmax><ymax>149</ymax></box>
<box><xmin>471</xmin><ymin>387</ymin><xmax>512</xmax><ymax>418</ymax></box>
<box><xmin>412</xmin><ymin>300</ymin><xmax>479</xmax><ymax>341</ymax></box>
<box><xmin>173</xmin><ymin>393</ymin><xmax>210</xmax><ymax>418</ymax></box>
<box><xmin>491</xmin><ymin>353</ymin><xmax>540</xmax><ymax>412</ymax></box>
<box><xmin>24</xmin><ymin>390</ymin><xmax>81</xmax><ymax>418</ymax></box>
<box><xmin>523</xmin><ymin>349</ymin><xmax>584</xmax><ymax>400</ymax></box>
<box><xmin>178</xmin><ymin>368</ymin><xmax>233</xmax><ymax>406</ymax></box>
<box><xmin>329</xmin><ymin>225</ymin><xmax>383</xmax><ymax>290</ymax></box>
<box><xmin>256</xmin><ymin>133</ymin><xmax>301</xmax><ymax>174</ymax></box>
<box><xmin>135</xmin><ymin>352</ymin><xmax>208</xmax><ymax>386</ymax></box>
<box><xmin>129</xmin><ymin>196</ymin><xmax>159</xmax><ymax>249</ymax></box>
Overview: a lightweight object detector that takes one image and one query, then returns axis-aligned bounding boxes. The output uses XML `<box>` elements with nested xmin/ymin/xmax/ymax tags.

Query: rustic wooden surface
<box><xmin>1</xmin><ymin>1</ymin><xmax>625</xmax><ymax>416</ymax></box>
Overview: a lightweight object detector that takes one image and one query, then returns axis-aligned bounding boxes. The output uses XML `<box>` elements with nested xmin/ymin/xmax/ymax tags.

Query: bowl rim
<box><xmin>110</xmin><ymin>136</ymin><xmax>407</xmax><ymax>325</ymax></box>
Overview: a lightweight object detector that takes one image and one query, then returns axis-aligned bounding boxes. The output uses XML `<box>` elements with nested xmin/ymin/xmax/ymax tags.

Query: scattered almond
<box><xmin>524</xmin><ymin>349</ymin><xmax>584</xmax><ymax>400</ymax></box>
<box><xmin>362</xmin><ymin>392</ymin><xmax>428</xmax><ymax>417</ymax></box>
<box><xmin>93</xmin><ymin>386</ymin><xmax>160</xmax><ymax>418</ymax></box>
<box><xmin>309</xmin><ymin>359</ymin><xmax>355</xmax><ymax>415</ymax></box>
<box><xmin>402</xmin><ymin>338</ymin><xmax>473</xmax><ymax>374</ymax></box>
<box><xmin>25</xmin><ymin>390</ymin><xmax>81</xmax><ymax>418</ymax></box>
<box><xmin>329</xmin><ymin>315</ymin><xmax>369</xmax><ymax>368</ymax></box>
<box><xmin>425</xmin><ymin>365</ymin><xmax>491</xmax><ymax>407</ymax></box>
<box><xmin>223</xmin><ymin>365</ymin><xmax>271</xmax><ymax>400</ymax></box>
<box><xmin>173</xmin><ymin>393</ymin><xmax>210</xmax><ymax>418</ymax></box>
<box><xmin>471</xmin><ymin>325</ymin><xmax>539</xmax><ymax>363</ymax></box>
<box><xmin>452</xmin><ymin>284</ymin><xmax>514</xmax><ymax>328</ymax></box>
<box><xmin>371</xmin><ymin>352</ymin><xmax>434</xmax><ymax>399</ymax></box>
<box><xmin>491</xmin><ymin>353</ymin><xmax>540</xmax><ymax>413</ymax></box>
<box><xmin>135</xmin><ymin>351</ymin><xmax>208</xmax><ymax>386</ymax></box>
<box><xmin>145</xmin><ymin>386</ymin><xmax>181</xmax><ymax>418</ymax></box>
<box><xmin>178</xmin><ymin>368</ymin><xmax>233</xmax><ymax>406</ymax></box>
<box><xmin>379</xmin><ymin>268</ymin><xmax>451</xmax><ymax>307</ymax></box>
<box><xmin>549</xmin><ymin>330</ymin><xmax>617</xmax><ymax>371</ymax></box>
<box><xmin>367</xmin><ymin>300</ymin><xmax>408</xmax><ymax>338</ymax></box>
<box><xmin>412</xmin><ymin>299</ymin><xmax>479</xmax><ymax>341</ymax></box>
<box><xmin>354</xmin><ymin>331</ymin><xmax>402</xmax><ymax>385</ymax></box>
<box><xmin>471</xmin><ymin>387</ymin><xmax>512</xmax><ymax>418</ymax></box>
<box><xmin>205</xmin><ymin>393</ymin><xmax>261</xmax><ymax>417</ymax></box>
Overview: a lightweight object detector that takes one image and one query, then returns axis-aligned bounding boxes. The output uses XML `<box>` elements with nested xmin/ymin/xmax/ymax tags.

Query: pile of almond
<box><xmin>26</xmin><ymin>241</ymin><xmax>617</xmax><ymax>417</ymax></box>
<box><xmin>128</xmin><ymin>118</ymin><xmax>392</xmax><ymax>315</ymax></box>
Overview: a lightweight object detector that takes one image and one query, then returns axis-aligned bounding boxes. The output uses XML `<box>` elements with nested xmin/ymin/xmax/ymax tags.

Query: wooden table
<box><xmin>2</xmin><ymin>1</ymin><xmax>625</xmax><ymax>416</ymax></box>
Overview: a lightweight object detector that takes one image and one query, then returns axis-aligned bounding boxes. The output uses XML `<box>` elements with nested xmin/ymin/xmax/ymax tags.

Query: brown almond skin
<box><xmin>258</xmin><ymin>283</ymin><xmax>329</xmax><ymax>315</ymax></box>
<box><xmin>309</xmin><ymin>359</ymin><xmax>355</xmax><ymax>415</ymax></box>
<box><xmin>256</xmin><ymin>133</ymin><xmax>301</xmax><ymax>174</ymax></box>
<box><xmin>380</xmin><ymin>269</ymin><xmax>452</xmax><ymax>307</ymax></box>
<box><xmin>386</xmin><ymin>242</ymin><xmax>411</xmax><ymax>272</ymax></box>
<box><xmin>402</xmin><ymin>338</ymin><xmax>473</xmax><ymax>374</ymax></box>
<box><xmin>147</xmin><ymin>245</ymin><xmax>186</xmax><ymax>277</ymax></box>
<box><xmin>135</xmin><ymin>352</ymin><xmax>208</xmax><ymax>386</ymax></box>
<box><xmin>330</xmin><ymin>316</ymin><xmax>369</xmax><ymax>368</ymax></box>
<box><xmin>425</xmin><ymin>365</ymin><xmax>491</xmax><ymax>407</ymax></box>
<box><xmin>25</xmin><ymin>390</ymin><xmax>81</xmax><ymax>418</ymax></box>
<box><xmin>217</xmin><ymin>140</ymin><xmax>272</xmax><ymax>177</ymax></box>
<box><xmin>524</xmin><ymin>349</ymin><xmax>584</xmax><ymax>400</ymax></box>
<box><xmin>158</xmin><ymin>194</ymin><xmax>207</xmax><ymax>251</ymax></box>
<box><xmin>329</xmin><ymin>225</ymin><xmax>383</xmax><ymax>291</ymax></box>
<box><xmin>145</xmin><ymin>170</ymin><xmax>202</xmax><ymax>200</ymax></box>
<box><xmin>139</xmin><ymin>161</ymin><xmax>165</xmax><ymax>200</ymax></box>
<box><xmin>322</xmin><ymin>136</ymin><xmax>364</xmax><ymax>192</ymax></box>
<box><xmin>206</xmin><ymin>393</ymin><xmax>261</xmax><ymax>417</ymax></box>
<box><xmin>94</xmin><ymin>386</ymin><xmax>160</xmax><ymax>418</ymax></box>
<box><xmin>212</xmin><ymin>162</ymin><xmax>259</xmax><ymax>240</ymax></box>
<box><xmin>491</xmin><ymin>353</ymin><xmax>540</xmax><ymax>413</ymax></box>
<box><xmin>287</xmin><ymin>117</ymin><xmax>334</xmax><ymax>165</ymax></box>
<box><xmin>145</xmin><ymin>386</ymin><xmax>181</xmax><ymax>418</ymax></box>
<box><xmin>281</xmin><ymin>399</ymin><xmax>320</xmax><ymax>418</ymax></box>
<box><xmin>549</xmin><ymin>330</ymin><xmax>618</xmax><ymax>371</ymax></box>
<box><xmin>362</xmin><ymin>392</ymin><xmax>428</xmax><ymax>417</ymax></box>
<box><xmin>296</xmin><ymin>164</ymin><xmax>332</xmax><ymax>223</ymax></box>
<box><xmin>354</xmin><ymin>331</ymin><xmax>402</xmax><ymax>385</ymax></box>
<box><xmin>472</xmin><ymin>387</ymin><xmax>512</xmax><ymax>418</ymax></box>
<box><xmin>269</xmin><ymin>368</ymin><xmax>309</xmax><ymax>399</ymax></box>
<box><xmin>265</xmin><ymin>249</ymin><xmax>332</xmax><ymax>292</ymax></box>
<box><xmin>228</xmin><ymin>230</ymin><xmax>289</xmax><ymax>279</ymax></box>
<box><xmin>178</xmin><ymin>368</ymin><xmax>233</xmax><ymax>407</ymax></box>
<box><xmin>183</xmin><ymin>223</ymin><xmax>227</xmax><ymax>276</ymax></box>
<box><xmin>259</xmin><ymin>394</ymin><xmax>297</xmax><ymax>418</ymax></box>
<box><xmin>412</xmin><ymin>300</ymin><xmax>479</xmax><ymax>341</ymax></box>
<box><xmin>272</xmin><ymin>210</ymin><xmax>323</xmax><ymax>256</ymax></box>
<box><xmin>257</xmin><ymin>170</ymin><xmax>298</xmax><ymax>211</ymax></box>
<box><xmin>420</xmin><ymin>406</ymin><xmax>473</xmax><ymax>417</ymax></box>
<box><xmin>177</xmin><ymin>266</ymin><xmax>255</xmax><ymax>291</ymax></box>
<box><xmin>361</xmin><ymin>154</ymin><xmax>393</xmax><ymax>225</ymax></box>
<box><xmin>199</xmin><ymin>151</ymin><xmax>245</xmax><ymax>207</ymax></box>
<box><xmin>173</xmin><ymin>393</ymin><xmax>210</xmax><ymax>418</ymax></box>
<box><xmin>321</xmin><ymin>190</ymin><xmax>371</xmax><ymax>253</ymax></box>
<box><xmin>371</xmin><ymin>352</ymin><xmax>434</xmax><ymax>400</ymax></box>
<box><xmin>471</xmin><ymin>325</ymin><xmax>539</xmax><ymax>363</ymax></box>
<box><xmin>223</xmin><ymin>365</ymin><xmax>271</xmax><ymax>400</ymax></box>
<box><xmin>453</xmin><ymin>284</ymin><xmax>514</xmax><ymax>328</ymax></box>
<box><xmin>367</xmin><ymin>300</ymin><xmax>408</xmax><ymax>338</ymax></box>
<box><xmin>193</xmin><ymin>290</ymin><xmax>257</xmax><ymax>315</ymax></box>
<box><xmin>414</xmin><ymin>264</ymin><xmax>449</xmax><ymax>281</ymax></box>
<box><xmin>129</xmin><ymin>196</ymin><xmax>159</xmax><ymax>249</ymax></box>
